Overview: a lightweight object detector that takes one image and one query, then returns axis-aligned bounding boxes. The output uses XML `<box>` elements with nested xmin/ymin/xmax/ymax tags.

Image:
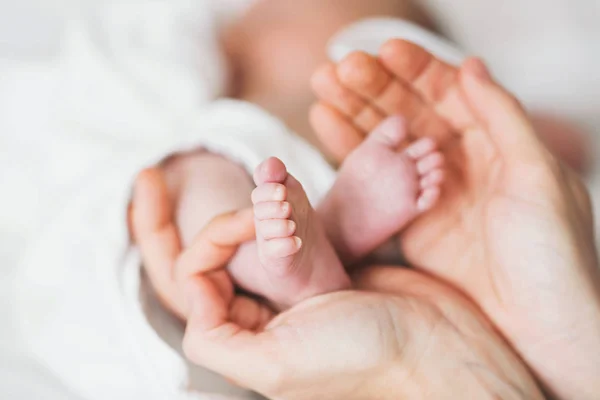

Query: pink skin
<box><xmin>233</xmin><ymin>116</ymin><xmax>443</xmax><ymax>306</ymax></box>
<box><xmin>161</xmin><ymin>151</ymin><xmax>350</xmax><ymax>310</ymax></box>
<box><xmin>164</xmin><ymin>121</ymin><xmax>443</xmax><ymax>310</ymax></box>
<box><xmin>250</xmin><ymin>157</ymin><xmax>351</xmax><ymax>307</ymax></box>
<box><xmin>319</xmin><ymin>116</ymin><xmax>445</xmax><ymax>264</ymax></box>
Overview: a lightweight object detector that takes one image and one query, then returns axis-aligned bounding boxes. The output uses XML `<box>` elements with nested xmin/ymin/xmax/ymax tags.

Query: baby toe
<box><xmin>416</xmin><ymin>152</ymin><xmax>445</xmax><ymax>175</ymax></box>
<box><xmin>262</xmin><ymin>237</ymin><xmax>302</xmax><ymax>259</ymax></box>
<box><xmin>417</xmin><ymin>187</ymin><xmax>441</xmax><ymax>212</ymax></box>
<box><xmin>405</xmin><ymin>137</ymin><xmax>437</xmax><ymax>160</ymax></box>
<box><xmin>420</xmin><ymin>169</ymin><xmax>445</xmax><ymax>189</ymax></box>
<box><xmin>254</xmin><ymin>157</ymin><xmax>288</xmax><ymax>186</ymax></box>
<box><xmin>254</xmin><ymin>201</ymin><xmax>292</xmax><ymax>221</ymax></box>
<box><xmin>252</xmin><ymin>183</ymin><xmax>287</xmax><ymax>204</ymax></box>
<box><xmin>256</xmin><ymin>219</ymin><xmax>296</xmax><ymax>240</ymax></box>
<box><xmin>366</xmin><ymin>116</ymin><xmax>409</xmax><ymax>148</ymax></box>
<box><xmin>257</xmin><ymin>219</ymin><xmax>296</xmax><ymax>240</ymax></box>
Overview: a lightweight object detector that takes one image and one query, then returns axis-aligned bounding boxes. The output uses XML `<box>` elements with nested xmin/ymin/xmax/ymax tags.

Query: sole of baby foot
<box><xmin>252</xmin><ymin>157</ymin><xmax>350</xmax><ymax>308</ymax></box>
<box><xmin>319</xmin><ymin>116</ymin><xmax>445</xmax><ymax>264</ymax></box>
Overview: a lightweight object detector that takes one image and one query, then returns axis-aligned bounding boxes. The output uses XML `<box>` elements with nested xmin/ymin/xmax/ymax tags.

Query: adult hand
<box><xmin>401</xmin><ymin>55</ymin><xmax>600</xmax><ymax>400</ymax></box>
<box><xmin>182</xmin><ymin>263</ymin><xmax>544</xmax><ymax>400</ymax></box>
<box><xmin>131</xmin><ymin>170</ymin><xmax>543</xmax><ymax>400</ymax></box>
<box><xmin>312</xmin><ymin>40</ymin><xmax>600</xmax><ymax>399</ymax></box>
<box><xmin>131</xmin><ymin>168</ymin><xmax>272</xmax><ymax>325</ymax></box>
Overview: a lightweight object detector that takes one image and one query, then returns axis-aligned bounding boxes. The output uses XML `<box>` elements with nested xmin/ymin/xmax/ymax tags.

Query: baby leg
<box><xmin>166</xmin><ymin>151</ymin><xmax>349</xmax><ymax>310</ymax></box>
<box><xmin>246</xmin><ymin>158</ymin><xmax>350</xmax><ymax>308</ymax></box>
<box><xmin>163</xmin><ymin>151</ymin><xmax>254</xmax><ymax>247</ymax></box>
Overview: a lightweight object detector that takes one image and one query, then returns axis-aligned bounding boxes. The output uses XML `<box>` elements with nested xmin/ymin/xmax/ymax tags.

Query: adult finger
<box><xmin>131</xmin><ymin>168</ymin><xmax>182</xmax><ymax>315</ymax></box>
<box><xmin>459</xmin><ymin>58</ymin><xmax>550</xmax><ymax>164</ymax></box>
<box><xmin>182</xmin><ymin>278</ymin><xmax>279</xmax><ymax>393</ymax></box>
<box><xmin>175</xmin><ymin>207</ymin><xmax>255</xmax><ymax>281</ymax></box>
<box><xmin>309</xmin><ymin>102</ymin><xmax>364</xmax><ymax>165</ymax></box>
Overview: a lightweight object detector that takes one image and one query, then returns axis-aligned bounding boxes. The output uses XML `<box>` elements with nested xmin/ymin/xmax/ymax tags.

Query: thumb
<box><xmin>459</xmin><ymin>58</ymin><xmax>548</xmax><ymax>163</ymax></box>
<box><xmin>131</xmin><ymin>168</ymin><xmax>183</xmax><ymax>316</ymax></box>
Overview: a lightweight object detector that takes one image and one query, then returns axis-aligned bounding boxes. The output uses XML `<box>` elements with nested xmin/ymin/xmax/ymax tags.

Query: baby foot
<box><xmin>251</xmin><ymin>157</ymin><xmax>350</xmax><ymax>307</ymax></box>
<box><xmin>319</xmin><ymin>116</ymin><xmax>444</xmax><ymax>263</ymax></box>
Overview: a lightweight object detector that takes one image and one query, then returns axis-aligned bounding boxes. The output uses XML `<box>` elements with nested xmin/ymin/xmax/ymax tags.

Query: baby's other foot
<box><xmin>252</xmin><ymin>157</ymin><xmax>350</xmax><ymax>307</ymax></box>
<box><xmin>320</xmin><ymin>116</ymin><xmax>444</xmax><ymax>263</ymax></box>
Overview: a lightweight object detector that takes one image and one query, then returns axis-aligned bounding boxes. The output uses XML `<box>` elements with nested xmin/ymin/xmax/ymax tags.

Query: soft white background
<box><xmin>0</xmin><ymin>0</ymin><xmax>598</xmax><ymax>398</ymax></box>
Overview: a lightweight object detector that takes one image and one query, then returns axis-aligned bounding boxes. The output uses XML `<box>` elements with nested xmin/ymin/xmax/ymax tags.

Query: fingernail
<box><xmin>469</xmin><ymin>58</ymin><xmax>492</xmax><ymax>82</ymax></box>
<box><xmin>293</xmin><ymin>236</ymin><xmax>303</xmax><ymax>249</ymax></box>
<box><xmin>287</xmin><ymin>220</ymin><xmax>297</xmax><ymax>234</ymax></box>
